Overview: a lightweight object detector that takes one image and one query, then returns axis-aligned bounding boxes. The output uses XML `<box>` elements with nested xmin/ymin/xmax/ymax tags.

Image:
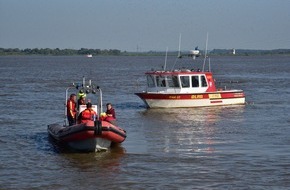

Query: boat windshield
<box><xmin>191</xmin><ymin>75</ymin><xmax>199</xmax><ymax>87</ymax></box>
<box><xmin>156</xmin><ymin>76</ymin><xmax>166</xmax><ymax>87</ymax></box>
<box><xmin>167</xmin><ymin>76</ymin><xmax>180</xmax><ymax>87</ymax></box>
<box><xmin>201</xmin><ymin>75</ymin><xmax>208</xmax><ymax>87</ymax></box>
<box><xmin>146</xmin><ymin>74</ymin><xmax>181</xmax><ymax>88</ymax></box>
<box><xmin>180</xmin><ymin>76</ymin><xmax>190</xmax><ymax>88</ymax></box>
<box><xmin>147</xmin><ymin>75</ymin><xmax>155</xmax><ymax>87</ymax></box>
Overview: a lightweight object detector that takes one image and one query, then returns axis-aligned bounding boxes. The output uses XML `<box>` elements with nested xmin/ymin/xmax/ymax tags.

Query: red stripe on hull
<box><xmin>135</xmin><ymin>91</ymin><xmax>245</xmax><ymax>100</ymax></box>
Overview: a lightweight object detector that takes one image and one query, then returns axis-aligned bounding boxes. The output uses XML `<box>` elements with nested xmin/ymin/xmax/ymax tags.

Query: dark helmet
<box><xmin>70</xmin><ymin>93</ymin><xmax>76</xmax><ymax>98</ymax></box>
<box><xmin>86</xmin><ymin>102</ymin><xmax>92</xmax><ymax>108</ymax></box>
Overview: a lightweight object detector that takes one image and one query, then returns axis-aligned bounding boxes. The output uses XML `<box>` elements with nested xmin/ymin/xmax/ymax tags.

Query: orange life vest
<box><xmin>80</xmin><ymin>108</ymin><xmax>97</xmax><ymax>124</ymax></box>
<box><xmin>67</xmin><ymin>99</ymin><xmax>76</xmax><ymax>118</ymax></box>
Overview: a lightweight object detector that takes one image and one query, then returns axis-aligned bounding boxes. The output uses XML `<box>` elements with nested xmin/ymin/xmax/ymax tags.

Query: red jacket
<box><xmin>106</xmin><ymin>108</ymin><xmax>116</xmax><ymax>119</ymax></box>
<box><xmin>67</xmin><ymin>99</ymin><xmax>76</xmax><ymax>118</ymax></box>
<box><xmin>79</xmin><ymin>108</ymin><xmax>97</xmax><ymax>124</ymax></box>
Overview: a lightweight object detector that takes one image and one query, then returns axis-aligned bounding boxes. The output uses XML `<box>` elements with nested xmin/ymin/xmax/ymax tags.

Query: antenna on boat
<box><xmin>82</xmin><ymin>76</ymin><xmax>85</xmax><ymax>87</ymax></box>
<box><xmin>202</xmin><ymin>32</ymin><xmax>209</xmax><ymax>72</ymax></box>
<box><xmin>178</xmin><ymin>33</ymin><xmax>182</xmax><ymax>58</ymax></box>
<box><xmin>164</xmin><ymin>47</ymin><xmax>168</xmax><ymax>71</ymax></box>
<box><xmin>170</xmin><ymin>34</ymin><xmax>182</xmax><ymax>71</ymax></box>
<box><xmin>97</xmin><ymin>86</ymin><xmax>103</xmax><ymax>119</ymax></box>
<box><xmin>208</xmin><ymin>57</ymin><xmax>211</xmax><ymax>72</ymax></box>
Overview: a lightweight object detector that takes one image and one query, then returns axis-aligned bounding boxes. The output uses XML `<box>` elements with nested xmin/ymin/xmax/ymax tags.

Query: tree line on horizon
<box><xmin>0</xmin><ymin>48</ymin><xmax>122</xmax><ymax>56</ymax></box>
<box><xmin>210</xmin><ymin>49</ymin><xmax>290</xmax><ymax>56</ymax></box>
<box><xmin>1</xmin><ymin>47</ymin><xmax>290</xmax><ymax>56</ymax></box>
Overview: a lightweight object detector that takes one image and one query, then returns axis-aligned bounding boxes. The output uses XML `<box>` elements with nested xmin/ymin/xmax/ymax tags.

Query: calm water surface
<box><xmin>0</xmin><ymin>55</ymin><xmax>290</xmax><ymax>189</ymax></box>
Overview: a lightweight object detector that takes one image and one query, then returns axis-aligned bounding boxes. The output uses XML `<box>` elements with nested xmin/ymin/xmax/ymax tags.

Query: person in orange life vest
<box><xmin>67</xmin><ymin>94</ymin><xmax>77</xmax><ymax>126</ymax></box>
<box><xmin>104</xmin><ymin>103</ymin><xmax>117</xmax><ymax>125</ymax></box>
<box><xmin>77</xmin><ymin>102</ymin><xmax>97</xmax><ymax>124</ymax></box>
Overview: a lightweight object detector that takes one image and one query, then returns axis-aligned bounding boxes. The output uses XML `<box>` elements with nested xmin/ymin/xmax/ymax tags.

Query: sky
<box><xmin>0</xmin><ymin>0</ymin><xmax>290</xmax><ymax>51</ymax></box>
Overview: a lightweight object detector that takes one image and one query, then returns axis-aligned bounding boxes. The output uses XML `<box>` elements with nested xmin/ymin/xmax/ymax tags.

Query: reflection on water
<box><xmin>140</xmin><ymin>106</ymin><xmax>246</xmax><ymax>155</ymax></box>
<box><xmin>61</xmin><ymin>145</ymin><xmax>126</xmax><ymax>170</ymax></box>
<box><xmin>47</xmin><ymin>133</ymin><xmax>126</xmax><ymax>172</ymax></box>
<box><xmin>142</xmin><ymin>105</ymin><xmax>245</xmax><ymax>125</ymax></box>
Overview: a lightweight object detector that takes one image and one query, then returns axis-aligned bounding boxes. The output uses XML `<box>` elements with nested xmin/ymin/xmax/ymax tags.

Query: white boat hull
<box><xmin>136</xmin><ymin>90</ymin><xmax>246</xmax><ymax>108</ymax></box>
<box><xmin>143</xmin><ymin>97</ymin><xmax>245</xmax><ymax>108</ymax></box>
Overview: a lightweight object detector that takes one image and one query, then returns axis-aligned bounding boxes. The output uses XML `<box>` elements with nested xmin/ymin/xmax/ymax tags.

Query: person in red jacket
<box><xmin>67</xmin><ymin>94</ymin><xmax>77</xmax><ymax>126</ymax></box>
<box><xmin>78</xmin><ymin>102</ymin><xmax>97</xmax><ymax>124</ymax></box>
<box><xmin>104</xmin><ymin>103</ymin><xmax>117</xmax><ymax>125</ymax></box>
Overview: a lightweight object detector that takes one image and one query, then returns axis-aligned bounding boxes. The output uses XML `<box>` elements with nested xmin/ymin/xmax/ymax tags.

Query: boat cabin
<box><xmin>144</xmin><ymin>70</ymin><xmax>217</xmax><ymax>94</ymax></box>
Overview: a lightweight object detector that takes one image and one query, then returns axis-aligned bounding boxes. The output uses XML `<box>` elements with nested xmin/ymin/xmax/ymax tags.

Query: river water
<box><xmin>0</xmin><ymin>55</ymin><xmax>290</xmax><ymax>189</ymax></box>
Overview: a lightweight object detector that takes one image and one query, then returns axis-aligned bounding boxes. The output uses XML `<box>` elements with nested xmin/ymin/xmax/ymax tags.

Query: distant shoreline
<box><xmin>1</xmin><ymin>48</ymin><xmax>290</xmax><ymax>56</ymax></box>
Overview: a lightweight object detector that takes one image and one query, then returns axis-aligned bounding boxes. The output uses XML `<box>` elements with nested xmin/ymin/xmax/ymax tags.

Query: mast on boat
<box><xmin>202</xmin><ymin>32</ymin><xmax>209</xmax><ymax>72</ymax></box>
<box><xmin>178</xmin><ymin>33</ymin><xmax>182</xmax><ymax>58</ymax></box>
<box><xmin>163</xmin><ymin>47</ymin><xmax>168</xmax><ymax>71</ymax></box>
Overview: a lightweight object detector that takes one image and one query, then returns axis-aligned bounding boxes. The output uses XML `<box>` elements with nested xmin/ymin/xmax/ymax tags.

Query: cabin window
<box><xmin>146</xmin><ymin>75</ymin><xmax>155</xmax><ymax>87</ymax></box>
<box><xmin>167</xmin><ymin>76</ymin><xmax>180</xmax><ymax>87</ymax></box>
<box><xmin>180</xmin><ymin>76</ymin><xmax>190</xmax><ymax>88</ymax></box>
<box><xmin>201</xmin><ymin>76</ymin><xmax>208</xmax><ymax>87</ymax></box>
<box><xmin>156</xmin><ymin>76</ymin><xmax>166</xmax><ymax>87</ymax></box>
<box><xmin>191</xmin><ymin>76</ymin><xmax>199</xmax><ymax>87</ymax></box>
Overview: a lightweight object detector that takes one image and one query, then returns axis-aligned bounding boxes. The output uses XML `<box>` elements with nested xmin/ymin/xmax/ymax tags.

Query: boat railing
<box><xmin>64</xmin><ymin>77</ymin><xmax>103</xmax><ymax>126</ymax></box>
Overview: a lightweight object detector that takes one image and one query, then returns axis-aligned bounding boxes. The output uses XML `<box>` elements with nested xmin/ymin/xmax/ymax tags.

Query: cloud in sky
<box><xmin>1</xmin><ymin>0</ymin><xmax>290</xmax><ymax>51</ymax></box>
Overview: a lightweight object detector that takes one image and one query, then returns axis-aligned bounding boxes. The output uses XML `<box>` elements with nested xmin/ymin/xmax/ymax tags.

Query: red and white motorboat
<box><xmin>135</xmin><ymin>69</ymin><xmax>245</xmax><ymax>108</ymax></box>
<box><xmin>135</xmin><ymin>44</ymin><xmax>245</xmax><ymax>108</ymax></box>
<box><xmin>48</xmin><ymin>77</ymin><xmax>126</xmax><ymax>152</ymax></box>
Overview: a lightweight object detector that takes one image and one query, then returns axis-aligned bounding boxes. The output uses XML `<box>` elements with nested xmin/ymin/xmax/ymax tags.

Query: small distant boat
<box><xmin>48</xmin><ymin>77</ymin><xmax>126</xmax><ymax>152</ymax></box>
<box><xmin>188</xmin><ymin>46</ymin><xmax>200</xmax><ymax>60</ymax></box>
<box><xmin>232</xmin><ymin>48</ymin><xmax>236</xmax><ymax>55</ymax></box>
<box><xmin>86</xmin><ymin>54</ymin><xmax>93</xmax><ymax>58</ymax></box>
